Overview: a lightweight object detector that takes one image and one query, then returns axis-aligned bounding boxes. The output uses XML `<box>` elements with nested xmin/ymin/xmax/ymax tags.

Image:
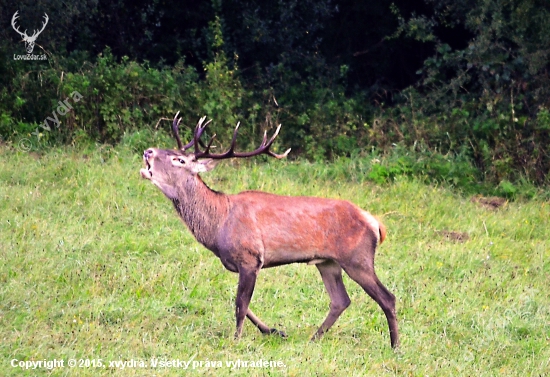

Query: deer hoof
<box><xmin>269</xmin><ymin>328</ymin><xmax>287</xmax><ymax>338</ymax></box>
<box><xmin>309</xmin><ymin>331</ymin><xmax>324</xmax><ymax>342</ymax></box>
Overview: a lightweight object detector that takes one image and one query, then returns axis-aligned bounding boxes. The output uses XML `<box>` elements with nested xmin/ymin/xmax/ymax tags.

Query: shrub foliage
<box><xmin>1</xmin><ymin>0</ymin><xmax>549</xmax><ymax>187</ymax></box>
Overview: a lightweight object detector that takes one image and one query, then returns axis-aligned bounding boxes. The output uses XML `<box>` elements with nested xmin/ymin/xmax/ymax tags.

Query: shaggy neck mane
<box><xmin>171</xmin><ymin>174</ymin><xmax>230</xmax><ymax>252</ymax></box>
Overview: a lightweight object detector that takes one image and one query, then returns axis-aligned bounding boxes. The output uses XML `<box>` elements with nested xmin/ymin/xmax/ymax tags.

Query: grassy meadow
<box><xmin>0</xmin><ymin>143</ymin><xmax>549</xmax><ymax>376</ymax></box>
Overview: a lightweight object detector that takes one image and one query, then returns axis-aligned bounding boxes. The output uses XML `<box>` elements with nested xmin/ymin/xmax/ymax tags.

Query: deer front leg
<box><xmin>247</xmin><ymin>309</ymin><xmax>287</xmax><ymax>337</ymax></box>
<box><xmin>234</xmin><ymin>267</ymin><xmax>259</xmax><ymax>338</ymax></box>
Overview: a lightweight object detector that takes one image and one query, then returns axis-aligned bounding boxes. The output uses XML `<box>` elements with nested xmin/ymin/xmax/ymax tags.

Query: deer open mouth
<box><xmin>140</xmin><ymin>156</ymin><xmax>153</xmax><ymax>180</ymax></box>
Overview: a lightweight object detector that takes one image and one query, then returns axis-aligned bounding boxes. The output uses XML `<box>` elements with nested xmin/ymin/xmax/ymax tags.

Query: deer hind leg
<box><xmin>343</xmin><ymin>263</ymin><xmax>399</xmax><ymax>348</ymax></box>
<box><xmin>311</xmin><ymin>260</ymin><xmax>351</xmax><ymax>341</ymax></box>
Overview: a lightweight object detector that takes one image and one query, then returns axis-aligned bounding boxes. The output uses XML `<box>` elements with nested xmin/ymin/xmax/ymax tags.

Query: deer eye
<box><xmin>178</xmin><ymin>158</ymin><xmax>185</xmax><ymax>164</ymax></box>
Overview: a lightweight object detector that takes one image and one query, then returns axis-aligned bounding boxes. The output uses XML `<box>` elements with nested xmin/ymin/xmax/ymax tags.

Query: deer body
<box><xmin>173</xmin><ymin>180</ymin><xmax>382</xmax><ymax>269</ymax></box>
<box><xmin>226</xmin><ymin>193</ymin><xmax>382</xmax><ymax>268</ymax></box>
<box><xmin>140</xmin><ymin>115</ymin><xmax>399</xmax><ymax>348</ymax></box>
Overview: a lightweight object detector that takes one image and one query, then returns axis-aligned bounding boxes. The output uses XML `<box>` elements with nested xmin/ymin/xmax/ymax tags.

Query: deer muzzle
<box><xmin>140</xmin><ymin>149</ymin><xmax>154</xmax><ymax>180</ymax></box>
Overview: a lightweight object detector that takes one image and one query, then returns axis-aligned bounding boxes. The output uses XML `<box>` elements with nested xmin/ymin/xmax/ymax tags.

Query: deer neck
<box><xmin>171</xmin><ymin>174</ymin><xmax>229</xmax><ymax>251</ymax></box>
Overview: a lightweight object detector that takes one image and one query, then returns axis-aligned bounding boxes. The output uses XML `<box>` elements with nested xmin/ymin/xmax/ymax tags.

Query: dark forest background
<box><xmin>1</xmin><ymin>0</ymin><xmax>549</xmax><ymax>193</ymax></box>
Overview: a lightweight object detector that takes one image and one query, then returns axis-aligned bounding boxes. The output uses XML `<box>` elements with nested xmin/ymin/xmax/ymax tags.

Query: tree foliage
<box><xmin>389</xmin><ymin>0</ymin><xmax>550</xmax><ymax>183</ymax></box>
<box><xmin>0</xmin><ymin>0</ymin><xmax>549</xmax><ymax>185</ymax></box>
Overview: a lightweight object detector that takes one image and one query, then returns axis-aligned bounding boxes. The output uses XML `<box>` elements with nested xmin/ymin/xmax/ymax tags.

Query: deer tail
<box><xmin>376</xmin><ymin>217</ymin><xmax>387</xmax><ymax>244</ymax></box>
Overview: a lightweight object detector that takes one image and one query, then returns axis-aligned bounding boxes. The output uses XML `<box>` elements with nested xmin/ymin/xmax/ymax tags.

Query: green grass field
<box><xmin>1</xmin><ymin>144</ymin><xmax>549</xmax><ymax>376</ymax></box>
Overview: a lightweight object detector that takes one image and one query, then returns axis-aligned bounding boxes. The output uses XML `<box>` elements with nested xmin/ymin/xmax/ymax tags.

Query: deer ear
<box><xmin>193</xmin><ymin>158</ymin><xmax>219</xmax><ymax>173</ymax></box>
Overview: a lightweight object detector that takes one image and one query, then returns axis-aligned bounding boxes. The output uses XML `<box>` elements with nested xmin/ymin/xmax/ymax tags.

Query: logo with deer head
<box><xmin>11</xmin><ymin>11</ymin><xmax>49</xmax><ymax>54</ymax></box>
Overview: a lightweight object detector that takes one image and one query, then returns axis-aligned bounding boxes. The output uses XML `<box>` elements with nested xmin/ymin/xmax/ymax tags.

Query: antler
<box><xmin>196</xmin><ymin>122</ymin><xmax>291</xmax><ymax>159</ymax></box>
<box><xmin>172</xmin><ymin>113</ymin><xmax>291</xmax><ymax>159</ymax></box>
<box><xmin>11</xmin><ymin>11</ymin><xmax>26</xmax><ymax>38</ymax></box>
<box><xmin>172</xmin><ymin>111</ymin><xmax>211</xmax><ymax>151</ymax></box>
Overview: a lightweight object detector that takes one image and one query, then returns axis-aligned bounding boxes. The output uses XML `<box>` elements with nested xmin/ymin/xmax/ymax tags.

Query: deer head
<box><xmin>11</xmin><ymin>11</ymin><xmax>49</xmax><ymax>54</ymax></box>
<box><xmin>140</xmin><ymin>113</ymin><xmax>290</xmax><ymax>199</ymax></box>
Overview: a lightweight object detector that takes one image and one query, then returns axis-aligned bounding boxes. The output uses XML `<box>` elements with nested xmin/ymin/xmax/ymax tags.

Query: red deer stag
<box><xmin>139</xmin><ymin>113</ymin><xmax>399</xmax><ymax>348</ymax></box>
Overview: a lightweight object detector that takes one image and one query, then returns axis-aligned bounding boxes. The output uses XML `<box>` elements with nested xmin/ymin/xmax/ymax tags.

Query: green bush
<box><xmin>1</xmin><ymin>2</ymin><xmax>549</xmax><ymax>192</ymax></box>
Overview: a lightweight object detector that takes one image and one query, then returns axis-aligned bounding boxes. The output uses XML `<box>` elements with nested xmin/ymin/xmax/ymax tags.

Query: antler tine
<box><xmin>193</xmin><ymin>117</ymin><xmax>212</xmax><ymax>153</ymax></box>
<box><xmin>268</xmin><ymin>146</ymin><xmax>292</xmax><ymax>159</ymax></box>
<box><xmin>228</xmin><ymin>122</ymin><xmax>241</xmax><ymax>153</ymax></box>
<box><xmin>192</xmin><ymin>116</ymin><xmax>206</xmax><ymax>152</ymax></box>
<box><xmin>265</xmin><ymin>124</ymin><xmax>282</xmax><ymax>147</ymax></box>
<box><xmin>259</xmin><ymin>130</ymin><xmax>269</xmax><ymax>148</ymax></box>
<box><xmin>172</xmin><ymin>111</ymin><xmax>184</xmax><ymax>150</ymax></box>
<box><xmin>203</xmin><ymin>133</ymin><xmax>217</xmax><ymax>154</ymax></box>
